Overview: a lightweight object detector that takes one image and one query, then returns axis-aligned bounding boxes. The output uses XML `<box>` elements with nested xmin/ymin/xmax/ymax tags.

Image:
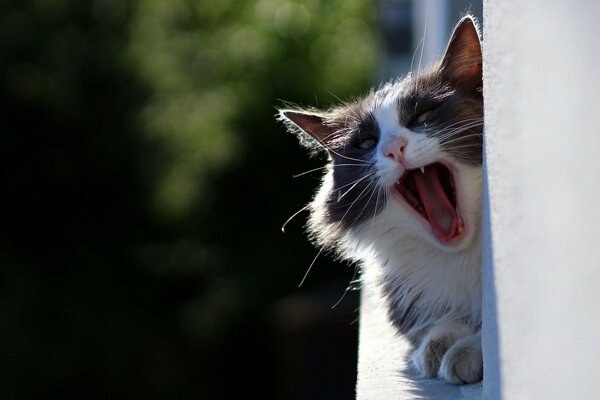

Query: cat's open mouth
<box><xmin>394</xmin><ymin>163</ymin><xmax>464</xmax><ymax>242</ymax></box>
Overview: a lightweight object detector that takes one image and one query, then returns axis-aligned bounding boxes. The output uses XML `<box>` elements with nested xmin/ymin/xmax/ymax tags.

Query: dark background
<box><xmin>0</xmin><ymin>1</ymin><xmax>378</xmax><ymax>398</ymax></box>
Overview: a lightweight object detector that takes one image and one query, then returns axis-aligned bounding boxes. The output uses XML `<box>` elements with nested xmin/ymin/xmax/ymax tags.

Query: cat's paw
<box><xmin>411</xmin><ymin>334</ymin><xmax>456</xmax><ymax>377</ymax></box>
<box><xmin>410</xmin><ymin>321</ymin><xmax>473</xmax><ymax>378</ymax></box>
<box><xmin>438</xmin><ymin>333</ymin><xmax>483</xmax><ymax>384</ymax></box>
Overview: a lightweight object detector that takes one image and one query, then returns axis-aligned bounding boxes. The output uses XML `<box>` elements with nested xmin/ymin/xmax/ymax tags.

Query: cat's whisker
<box><xmin>337</xmin><ymin>172</ymin><xmax>376</xmax><ymax>202</ymax></box>
<box><xmin>432</xmin><ymin>126</ymin><xmax>483</xmax><ymax>144</ymax></box>
<box><xmin>346</xmin><ymin>175</ymin><xmax>386</xmax><ymax>230</ymax></box>
<box><xmin>429</xmin><ymin>115</ymin><xmax>483</xmax><ymax>130</ymax></box>
<box><xmin>336</xmin><ymin>179</ymin><xmax>378</xmax><ymax>227</ymax></box>
<box><xmin>439</xmin><ymin>133</ymin><xmax>480</xmax><ymax>146</ymax></box>
<box><xmin>417</xmin><ymin>0</ymin><xmax>430</xmax><ymax>75</ymax></box>
<box><xmin>435</xmin><ymin>120</ymin><xmax>483</xmax><ymax>137</ymax></box>
<box><xmin>352</xmin><ymin>179</ymin><xmax>381</xmax><ymax>226</ymax></box>
<box><xmin>440</xmin><ymin>132</ymin><xmax>483</xmax><ymax>146</ymax></box>
<box><xmin>298</xmin><ymin>248</ymin><xmax>323</xmax><ymax>288</ymax></box>
<box><xmin>366</xmin><ymin>183</ymin><xmax>386</xmax><ymax>239</ymax></box>
<box><xmin>411</xmin><ymin>32</ymin><xmax>425</xmax><ymax>74</ymax></box>
<box><xmin>324</xmin><ymin>145</ymin><xmax>376</xmax><ymax>164</ymax></box>
<box><xmin>332</xmin><ymin>163</ymin><xmax>374</xmax><ymax>168</ymax></box>
<box><xmin>336</xmin><ymin>170</ymin><xmax>375</xmax><ymax>190</ymax></box>
<box><xmin>330</xmin><ymin>290</ymin><xmax>348</xmax><ymax>309</ymax></box>
<box><xmin>331</xmin><ymin>264</ymin><xmax>361</xmax><ymax>309</ymax></box>
<box><xmin>292</xmin><ymin>166</ymin><xmax>329</xmax><ymax>178</ymax></box>
<box><xmin>432</xmin><ymin>119</ymin><xmax>483</xmax><ymax>139</ymax></box>
<box><xmin>438</xmin><ymin>116</ymin><xmax>484</xmax><ymax>127</ymax></box>
<box><xmin>292</xmin><ymin>163</ymin><xmax>367</xmax><ymax>178</ymax></box>
<box><xmin>326</xmin><ymin>88</ymin><xmax>358</xmax><ymax>117</ymax></box>
<box><xmin>437</xmin><ymin>119</ymin><xmax>484</xmax><ymax>131</ymax></box>
<box><xmin>281</xmin><ymin>204</ymin><xmax>310</xmax><ymax>233</ymax></box>
<box><xmin>442</xmin><ymin>144</ymin><xmax>483</xmax><ymax>150</ymax></box>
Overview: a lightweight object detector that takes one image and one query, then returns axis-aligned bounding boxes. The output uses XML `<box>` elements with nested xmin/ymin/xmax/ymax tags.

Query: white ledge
<box><xmin>355</xmin><ymin>283</ymin><xmax>482</xmax><ymax>400</ymax></box>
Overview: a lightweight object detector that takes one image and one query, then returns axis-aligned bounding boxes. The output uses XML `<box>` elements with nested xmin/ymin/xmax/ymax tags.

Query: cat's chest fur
<box><xmin>360</xmin><ymin>228</ymin><xmax>482</xmax><ymax>340</ymax></box>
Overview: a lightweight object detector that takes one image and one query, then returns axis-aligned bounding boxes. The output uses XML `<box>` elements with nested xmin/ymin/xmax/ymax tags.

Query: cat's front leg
<box><xmin>410</xmin><ymin>321</ymin><xmax>482</xmax><ymax>384</ymax></box>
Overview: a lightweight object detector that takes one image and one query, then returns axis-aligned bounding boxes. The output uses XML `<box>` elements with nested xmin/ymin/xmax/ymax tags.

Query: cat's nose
<box><xmin>383</xmin><ymin>137</ymin><xmax>407</xmax><ymax>164</ymax></box>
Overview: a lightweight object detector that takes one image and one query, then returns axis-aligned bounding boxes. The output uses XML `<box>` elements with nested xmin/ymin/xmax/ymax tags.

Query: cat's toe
<box><xmin>411</xmin><ymin>335</ymin><xmax>455</xmax><ymax>377</ymax></box>
<box><xmin>438</xmin><ymin>334</ymin><xmax>483</xmax><ymax>384</ymax></box>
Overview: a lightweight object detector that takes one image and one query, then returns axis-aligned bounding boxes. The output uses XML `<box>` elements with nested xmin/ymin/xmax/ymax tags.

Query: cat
<box><xmin>278</xmin><ymin>16</ymin><xmax>484</xmax><ymax>384</ymax></box>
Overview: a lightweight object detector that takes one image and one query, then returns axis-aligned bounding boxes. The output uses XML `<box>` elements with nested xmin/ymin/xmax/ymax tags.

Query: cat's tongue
<box><xmin>412</xmin><ymin>165</ymin><xmax>458</xmax><ymax>242</ymax></box>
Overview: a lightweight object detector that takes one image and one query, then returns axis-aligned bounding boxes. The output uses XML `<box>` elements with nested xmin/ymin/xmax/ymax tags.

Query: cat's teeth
<box><xmin>420</xmin><ymin>167</ymin><xmax>425</xmax><ymax>174</ymax></box>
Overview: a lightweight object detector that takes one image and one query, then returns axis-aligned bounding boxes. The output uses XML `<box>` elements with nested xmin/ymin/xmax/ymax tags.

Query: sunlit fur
<box><xmin>280</xmin><ymin>16</ymin><xmax>484</xmax><ymax>384</ymax></box>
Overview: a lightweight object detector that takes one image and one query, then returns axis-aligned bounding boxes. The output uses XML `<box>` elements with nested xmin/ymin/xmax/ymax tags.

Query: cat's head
<box><xmin>279</xmin><ymin>17</ymin><xmax>483</xmax><ymax>253</ymax></box>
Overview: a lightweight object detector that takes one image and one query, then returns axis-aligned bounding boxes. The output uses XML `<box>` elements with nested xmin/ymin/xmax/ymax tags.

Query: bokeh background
<box><xmin>0</xmin><ymin>0</ymin><xmax>480</xmax><ymax>398</ymax></box>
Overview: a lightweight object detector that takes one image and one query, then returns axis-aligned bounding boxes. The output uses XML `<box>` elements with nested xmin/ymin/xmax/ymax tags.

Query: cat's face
<box><xmin>280</xmin><ymin>17</ymin><xmax>483</xmax><ymax>252</ymax></box>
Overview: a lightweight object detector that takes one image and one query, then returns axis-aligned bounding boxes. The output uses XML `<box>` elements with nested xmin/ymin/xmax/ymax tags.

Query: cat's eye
<box><xmin>357</xmin><ymin>138</ymin><xmax>377</xmax><ymax>150</ymax></box>
<box><xmin>415</xmin><ymin>109</ymin><xmax>434</xmax><ymax>124</ymax></box>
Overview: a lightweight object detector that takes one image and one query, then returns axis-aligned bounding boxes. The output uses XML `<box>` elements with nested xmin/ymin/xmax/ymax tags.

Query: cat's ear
<box><xmin>278</xmin><ymin>109</ymin><xmax>336</xmax><ymax>149</ymax></box>
<box><xmin>440</xmin><ymin>16</ymin><xmax>482</xmax><ymax>93</ymax></box>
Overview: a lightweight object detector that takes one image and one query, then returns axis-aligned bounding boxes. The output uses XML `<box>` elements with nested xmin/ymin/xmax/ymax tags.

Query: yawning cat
<box><xmin>279</xmin><ymin>16</ymin><xmax>484</xmax><ymax>384</ymax></box>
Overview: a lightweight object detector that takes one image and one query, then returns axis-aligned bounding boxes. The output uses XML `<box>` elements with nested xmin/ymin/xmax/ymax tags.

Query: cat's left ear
<box><xmin>440</xmin><ymin>16</ymin><xmax>482</xmax><ymax>93</ymax></box>
<box><xmin>278</xmin><ymin>109</ymin><xmax>337</xmax><ymax>149</ymax></box>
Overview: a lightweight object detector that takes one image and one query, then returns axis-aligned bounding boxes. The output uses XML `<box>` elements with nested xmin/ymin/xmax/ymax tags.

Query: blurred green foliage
<box><xmin>127</xmin><ymin>0</ymin><xmax>377</xmax><ymax>221</ymax></box>
<box><xmin>0</xmin><ymin>0</ymin><xmax>377</xmax><ymax>398</ymax></box>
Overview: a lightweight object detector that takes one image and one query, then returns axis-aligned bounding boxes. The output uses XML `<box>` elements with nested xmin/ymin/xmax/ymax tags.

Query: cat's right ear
<box><xmin>440</xmin><ymin>16</ymin><xmax>482</xmax><ymax>93</ymax></box>
<box><xmin>278</xmin><ymin>109</ymin><xmax>337</xmax><ymax>150</ymax></box>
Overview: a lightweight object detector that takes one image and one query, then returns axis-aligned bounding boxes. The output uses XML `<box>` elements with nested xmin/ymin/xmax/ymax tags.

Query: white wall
<box><xmin>482</xmin><ymin>1</ymin><xmax>600</xmax><ymax>399</ymax></box>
